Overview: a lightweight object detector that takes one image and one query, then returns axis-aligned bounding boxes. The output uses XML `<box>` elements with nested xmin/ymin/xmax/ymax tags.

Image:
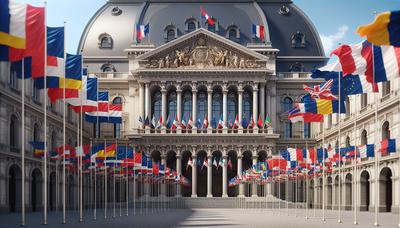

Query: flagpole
<box><xmin>94</xmin><ymin>72</ymin><xmax>98</xmax><ymax>221</ymax></box>
<box><xmin>372</xmin><ymin>40</ymin><xmax>379</xmax><ymax>227</ymax></box>
<box><xmin>337</xmin><ymin>71</ymin><xmax>342</xmax><ymax>223</ymax></box>
<box><xmin>91</xmin><ymin>138</ymin><xmax>96</xmax><ymax>221</ymax></box>
<box><xmin>79</xmin><ymin>101</ymin><xmax>83</xmax><ymax>222</ymax></box>
<box><xmin>76</xmin><ymin>109</ymin><xmax>79</xmax><ymax>214</ymax></box>
<box><xmin>352</xmin><ymin>94</ymin><xmax>358</xmax><ymax>225</ymax></box>
<box><xmin>104</xmin><ymin>139</ymin><xmax>107</xmax><ymax>219</ymax></box>
<box><xmin>278</xmin><ymin>156</ymin><xmax>281</xmax><ymax>215</ymax></box>
<box><xmin>21</xmin><ymin>57</ymin><xmax>26</xmax><ymax>227</ymax></box>
<box><xmin>322</xmin><ymin>123</ymin><xmax>326</xmax><ymax>222</ymax></box>
<box><xmin>43</xmin><ymin>1</ymin><xmax>48</xmax><ymax>224</ymax></box>
<box><xmin>305</xmin><ymin>141</ymin><xmax>309</xmax><ymax>219</ymax></box>
<box><xmin>133</xmin><ymin>148</ymin><xmax>136</xmax><ymax>216</ymax></box>
<box><xmin>313</xmin><ymin>145</ymin><xmax>316</xmax><ymax>218</ymax></box>
<box><xmin>125</xmin><ymin>142</ymin><xmax>129</xmax><ymax>216</ymax></box>
<box><xmin>62</xmin><ymin>21</ymin><xmax>67</xmax><ymax>225</ymax></box>
<box><xmin>113</xmin><ymin>140</ymin><xmax>117</xmax><ymax>218</ymax></box>
<box><xmin>286</xmin><ymin>147</ymin><xmax>289</xmax><ymax>216</ymax></box>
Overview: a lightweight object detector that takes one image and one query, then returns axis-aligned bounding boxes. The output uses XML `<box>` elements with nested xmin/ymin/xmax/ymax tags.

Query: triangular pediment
<box><xmin>136</xmin><ymin>28</ymin><xmax>268</xmax><ymax>70</ymax></box>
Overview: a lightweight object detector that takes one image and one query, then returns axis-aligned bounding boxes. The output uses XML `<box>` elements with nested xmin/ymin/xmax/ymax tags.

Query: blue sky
<box><xmin>21</xmin><ymin>0</ymin><xmax>400</xmax><ymax>55</ymax></box>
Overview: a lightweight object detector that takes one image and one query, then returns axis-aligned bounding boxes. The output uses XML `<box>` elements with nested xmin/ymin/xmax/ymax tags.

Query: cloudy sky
<box><xmin>21</xmin><ymin>0</ymin><xmax>400</xmax><ymax>56</ymax></box>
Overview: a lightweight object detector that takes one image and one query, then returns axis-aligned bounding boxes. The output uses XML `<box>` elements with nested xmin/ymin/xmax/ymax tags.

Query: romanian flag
<box><xmin>357</xmin><ymin>10</ymin><xmax>400</xmax><ymax>47</ymax></box>
<box><xmin>0</xmin><ymin>1</ymin><xmax>45</xmax><ymax>79</ymax></box>
<box><xmin>30</xmin><ymin>141</ymin><xmax>44</xmax><ymax>158</ymax></box>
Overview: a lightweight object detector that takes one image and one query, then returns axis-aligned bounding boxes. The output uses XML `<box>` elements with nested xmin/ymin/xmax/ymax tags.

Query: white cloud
<box><xmin>320</xmin><ymin>25</ymin><xmax>349</xmax><ymax>54</ymax></box>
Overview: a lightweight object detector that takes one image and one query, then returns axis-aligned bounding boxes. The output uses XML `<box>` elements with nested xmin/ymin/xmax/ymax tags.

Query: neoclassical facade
<box><xmin>80</xmin><ymin>0</ymin><xmax>327</xmax><ymax>198</ymax></box>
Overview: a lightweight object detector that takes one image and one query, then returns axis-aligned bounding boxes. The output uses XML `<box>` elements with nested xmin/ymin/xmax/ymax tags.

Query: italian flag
<box><xmin>265</xmin><ymin>115</ymin><xmax>272</xmax><ymax>128</ymax></box>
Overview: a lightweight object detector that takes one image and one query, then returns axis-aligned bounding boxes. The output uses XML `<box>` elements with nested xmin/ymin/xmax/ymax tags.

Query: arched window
<box><xmin>289</xmin><ymin>62</ymin><xmax>304</xmax><ymax>72</ymax></box>
<box><xmin>164</xmin><ymin>25</ymin><xmax>177</xmax><ymax>42</ymax></box>
<box><xmin>182</xmin><ymin>90</ymin><xmax>192</xmax><ymax>121</ymax></box>
<box><xmin>113</xmin><ymin>97</ymin><xmax>122</xmax><ymax>138</ymax></box>
<box><xmin>382</xmin><ymin>81</ymin><xmax>390</xmax><ymax>97</ymax></box>
<box><xmin>226</xmin><ymin>25</ymin><xmax>240</xmax><ymax>41</ymax></box>
<box><xmin>101</xmin><ymin>63</ymin><xmax>116</xmax><ymax>73</ymax></box>
<box><xmin>361</xmin><ymin>93</ymin><xmax>368</xmax><ymax>109</ymax></box>
<box><xmin>152</xmin><ymin>90</ymin><xmax>162</xmax><ymax>122</ymax></box>
<box><xmin>284</xmin><ymin>122</ymin><xmax>292</xmax><ymax>138</ymax></box>
<box><xmin>33</xmin><ymin>124</ymin><xmax>40</xmax><ymax>142</ymax></box>
<box><xmin>197</xmin><ymin>90</ymin><xmax>207</xmax><ymax>124</ymax></box>
<box><xmin>302</xmin><ymin>96</ymin><xmax>310</xmax><ymax>138</ymax></box>
<box><xmin>212</xmin><ymin>89</ymin><xmax>222</xmax><ymax>123</ymax></box>
<box><xmin>9</xmin><ymin>64</ymin><xmax>18</xmax><ymax>90</ymax></box>
<box><xmin>188</xmin><ymin>22</ymin><xmax>196</xmax><ymax>32</ymax></box>
<box><xmin>167</xmin><ymin>90</ymin><xmax>177</xmax><ymax>120</ymax></box>
<box><xmin>382</xmin><ymin>121</ymin><xmax>390</xmax><ymax>140</ymax></box>
<box><xmin>283</xmin><ymin>97</ymin><xmax>293</xmax><ymax>112</ymax></box>
<box><xmin>291</xmin><ymin>31</ymin><xmax>306</xmax><ymax>48</ymax></box>
<box><xmin>345</xmin><ymin>97</ymin><xmax>350</xmax><ymax>118</ymax></box>
<box><xmin>242</xmin><ymin>89</ymin><xmax>252</xmax><ymax>122</ymax></box>
<box><xmin>98</xmin><ymin>33</ymin><xmax>113</xmax><ymax>49</ymax></box>
<box><xmin>10</xmin><ymin>115</ymin><xmax>18</xmax><ymax>150</ymax></box>
<box><xmin>345</xmin><ymin>136</ymin><xmax>351</xmax><ymax>147</ymax></box>
<box><xmin>361</xmin><ymin>130</ymin><xmax>368</xmax><ymax>145</ymax></box>
<box><xmin>51</xmin><ymin>131</ymin><xmax>57</xmax><ymax>150</ymax></box>
<box><xmin>227</xmin><ymin>90</ymin><xmax>237</xmax><ymax>124</ymax></box>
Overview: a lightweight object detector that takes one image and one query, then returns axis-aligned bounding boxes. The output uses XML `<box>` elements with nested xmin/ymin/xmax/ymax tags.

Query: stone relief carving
<box><xmin>144</xmin><ymin>37</ymin><xmax>262</xmax><ymax>69</ymax></box>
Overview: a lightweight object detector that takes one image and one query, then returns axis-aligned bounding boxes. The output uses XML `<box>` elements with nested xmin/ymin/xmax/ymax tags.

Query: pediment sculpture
<box><xmin>143</xmin><ymin>37</ymin><xmax>262</xmax><ymax>69</ymax></box>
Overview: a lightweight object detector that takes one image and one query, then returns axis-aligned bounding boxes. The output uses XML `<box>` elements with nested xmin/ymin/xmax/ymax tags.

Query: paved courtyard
<box><xmin>1</xmin><ymin>208</ymin><xmax>400</xmax><ymax>228</ymax></box>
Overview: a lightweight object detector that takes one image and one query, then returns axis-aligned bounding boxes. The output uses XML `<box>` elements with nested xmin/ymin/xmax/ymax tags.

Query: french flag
<box><xmin>358</xmin><ymin>144</ymin><xmax>374</xmax><ymax>159</ymax></box>
<box><xmin>252</xmin><ymin>24</ymin><xmax>265</xmax><ymax>41</ymax></box>
<box><xmin>331</xmin><ymin>40</ymin><xmax>400</xmax><ymax>83</ymax></box>
<box><xmin>200</xmin><ymin>6</ymin><xmax>214</xmax><ymax>25</ymax></box>
<box><xmin>136</xmin><ymin>24</ymin><xmax>149</xmax><ymax>41</ymax></box>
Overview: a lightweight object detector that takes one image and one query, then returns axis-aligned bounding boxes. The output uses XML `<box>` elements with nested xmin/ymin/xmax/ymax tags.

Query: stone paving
<box><xmin>1</xmin><ymin>208</ymin><xmax>400</xmax><ymax>228</ymax></box>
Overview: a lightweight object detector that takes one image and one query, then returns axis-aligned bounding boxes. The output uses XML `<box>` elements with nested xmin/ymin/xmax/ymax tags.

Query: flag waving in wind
<box><xmin>200</xmin><ymin>7</ymin><xmax>214</xmax><ymax>25</ymax></box>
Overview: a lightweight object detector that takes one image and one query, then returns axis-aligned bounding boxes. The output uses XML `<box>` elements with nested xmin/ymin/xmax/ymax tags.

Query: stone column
<box><xmin>161</xmin><ymin>155</ymin><xmax>167</xmax><ymax>196</ymax></box>
<box><xmin>237</xmin><ymin>147</ymin><xmax>244</xmax><ymax>197</ymax></box>
<box><xmin>260</xmin><ymin>83</ymin><xmax>265</xmax><ymax>122</ymax></box>
<box><xmin>139</xmin><ymin>83</ymin><xmax>145</xmax><ymax>128</ymax></box>
<box><xmin>191</xmin><ymin>152</ymin><xmax>198</xmax><ymax>198</ymax></box>
<box><xmin>176</xmin><ymin>149</ymin><xmax>182</xmax><ymax>197</ymax></box>
<box><xmin>238</xmin><ymin>84</ymin><xmax>243</xmax><ymax>128</ymax></box>
<box><xmin>252</xmin><ymin>154</ymin><xmax>258</xmax><ymax>197</ymax></box>
<box><xmin>145</xmin><ymin>83</ymin><xmax>150</xmax><ymax>121</ymax></box>
<box><xmin>161</xmin><ymin>84</ymin><xmax>167</xmax><ymax>128</ymax></box>
<box><xmin>222</xmin><ymin>152</ymin><xmax>228</xmax><ymax>198</ymax></box>
<box><xmin>177</xmin><ymin>84</ymin><xmax>182</xmax><ymax>122</ymax></box>
<box><xmin>192</xmin><ymin>87</ymin><xmax>197</xmax><ymax>129</ymax></box>
<box><xmin>253</xmin><ymin>83</ymin><xmax>259</xmax><ymax>129</ymax></box>
<box><xmin>207</xmin><ymin>149</ymin><xmax>213</xmax><ymax>197</ymax></box>
<box><xmin>207</xmin><ymin>84</ymin><xmax>212</xmax><ymax>129</ymax></box>
<box><xmin>222</xmin><ymin>85</ymin><xmax>228</xmax><ymax>128</ymax></box>
<box><xmin>270</xmin><ymin>84</ymin><xmax>276</xmax><ymax>130</ymax></box>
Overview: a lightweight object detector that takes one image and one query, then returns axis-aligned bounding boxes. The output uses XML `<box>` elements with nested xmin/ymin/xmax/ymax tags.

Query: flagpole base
<box><xmin>374</xmin><ymin>222</ymin><xmax>379</xmax><ymax>226</ymax></box>
<box><xmin>353</xmin><ymin>221</ymin><xmax>358</xmax><ymax>225</ymax></box>
<box><xmin>338</xmin><ymin>220</ymin><xmax>342</xmax><ymax>223</ymax></box>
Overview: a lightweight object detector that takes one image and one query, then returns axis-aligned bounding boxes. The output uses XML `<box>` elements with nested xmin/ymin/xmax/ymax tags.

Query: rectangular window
<box><xmin>382</xmin><ymin>81</ymin><xmax>390</xmax><ymax>97</ymax></box>
<box><xmin>360</xmin><ymin>93</ymin><xmax>367</xmax><ymax>110</ymax></box>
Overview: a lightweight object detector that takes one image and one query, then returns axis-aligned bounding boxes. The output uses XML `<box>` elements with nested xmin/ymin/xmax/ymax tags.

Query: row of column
<box><xmin>155</xmin><ymin>148</ymin><xmax>272</xmax><ymax>198</ymax></box>
<box><xmin>139</xmin><ymin>82</ymin><xmax>266</xmax><ymax>129</ymax></box>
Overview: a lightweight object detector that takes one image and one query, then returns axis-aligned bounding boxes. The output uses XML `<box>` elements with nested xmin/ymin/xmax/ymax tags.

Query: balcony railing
<box><xmin>132</xmin><ymin>127</ymin><xmax>275</xmax><ymax>135</ymax></box>
<box><xmin>277</xmin><ymin>72</ymin><xmax>312</xmax><ymax>79</ymax></box>
<box><xmin>91</xmin><ymin>72</ymin><xmax>128</xmax><ymax>79</ymax></box>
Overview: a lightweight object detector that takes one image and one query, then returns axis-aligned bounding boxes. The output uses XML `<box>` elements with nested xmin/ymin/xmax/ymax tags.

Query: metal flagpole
<box><xmin>43</xmin><ymin>1</ymin><xmax>48</xmax><ymax>225</ymax></box>
<box><xmin>294</xmin><ymin>144</ymin><xmax>297</xmax><ymax>218</ymax></box>
<box><xmin>21</xmin><ymin>58</ymin><xmax>26</xmax><ymax>227</ymax></box>
<box><xmin>94</xmin><ymin>70</ymin><xmax>99</xmax><ymax>221</ymax></box>
<box><xmin>338</xmin><ymin>71</ymin><xmax>342</xmax><ymax>223</ymax></box>
<box><xmin>306</xmin><ymin>141</ymin><xmax>309</xmax><ymax>219</ymax></box>
<box><xmin>372</xmin><ymin>41</ymin><xmax>379</xmax><ymax>227</ymax></box>
<box><xmin>113</xmin><ymin>140</ymin><xmax>117</xmax><ymax>218</ymax></box>
<box><xmin>313</xmin><ymin>145</ymin><xmax>316</xmax><ymax>218</ymax></box>
<box><xmin>322</xmin><ymin>124</ymin><xmax>326</xmax><ymax>222</ymax></box>
<box><xmin>76</xmin><ymin>109</ymin><xmax>79</xmax><ymax>213</ymax></box>
<box><xmin>286</xmin><ymin>148</ymin><xmax>289</xmax><ymax>216</ymax></box>
<box><xmin>104</xmin><ymin>139</ymin><xmax>107</xmax><ymax>219</ymax></box>
<box><xmin>133</xmin><ymin>148</ymin><xmax>136</xmax><ymax>216</ymax></box>
<box><xmin>278</xmin><ymin>157</ymin><xmax>281</xmax><ymax>215</ymax></box>
<box><xmin>79</xmin><ymin>103</ymin><xmax>83</xmax><ymax>222</ymax></box>
<box><xmin>62</xmin><ymin>21</ymin><xmax>67</xmax><ymax>225</ymax></box>
<box><xmin>126</xmin><ymin>142</ymin><xmax>129</xmax><ymax>216</ymax></box>
<box><xmin>92</xmin><ymin>138</ymin><xmax>97</xmax><ymax>221</ymax></box>
<box><xmin>353</xmin><ymin>94</ymin><xmax>358</xmax><ymax>225</ymax></box>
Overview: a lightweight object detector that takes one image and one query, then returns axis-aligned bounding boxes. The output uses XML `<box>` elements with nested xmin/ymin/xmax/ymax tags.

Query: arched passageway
<box><xmin>360</xmin><ymin>170</ymin><xmax>370</xmax><ymax>211</ymax></box>
<box><xmin>379</xmin><ymin>167</ymin><xmax>392</xmax><ymax>212</ymax></box>
<box><xmin>31</xmin><ymin>168</ymin><xmax>43</xmax><ymax>212</ymax></box>
<box><xmin>197</xmin><ymin>151</ymin><xmax>208</xmax><ymax>197</ymax></box>
<box><xmin>181</xmin><ymin>150</ymin><xmax>192</xmax><ymax>197</ymax></box>
<box><xmin>8</xmin><ymin>164</ymin><xmax>21</xmax><ymax>212</ymax></box>
<box><xmin>344</xmin><ymin>173</ymin><xmax>352</xmax><ymax>210</ymax></box>
<box><xmin>212</xmin><ymin>151</ymin><xmax>223</xmax><ymax>197</ymax></box>
<box><xmin>227</xmin><ymin>151</ymin><xmax>238</xmax><ymax>197</ymax></box>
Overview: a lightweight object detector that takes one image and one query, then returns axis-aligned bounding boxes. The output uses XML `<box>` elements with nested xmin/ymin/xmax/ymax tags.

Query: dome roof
<box><xmin>78</xmin><ymin>0</ymin><xmax>326</xmax><ymax>71</ymax></box>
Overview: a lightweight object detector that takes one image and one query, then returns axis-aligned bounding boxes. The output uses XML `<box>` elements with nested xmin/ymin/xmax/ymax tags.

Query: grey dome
<box><xmin>78</xmin><ymin>0</ymin><xmax>327</xmax><ymax>72</ymax></box>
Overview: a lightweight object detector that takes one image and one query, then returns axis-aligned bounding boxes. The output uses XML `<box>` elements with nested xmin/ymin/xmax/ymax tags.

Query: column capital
<box><xmin>207</xmin><ymin>83</ymin><xmax>213</xmax><ymax>93</ymax></box>
<box><xmin>252</xmin><ymin>83</ymin><xmax>259</xmax><ymax>92</ymax></box>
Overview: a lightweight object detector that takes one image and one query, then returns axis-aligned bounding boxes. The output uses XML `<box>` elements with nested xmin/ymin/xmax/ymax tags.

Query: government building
<box><xmin>0</xmin><ymin>0</ymin><xmax>398</xmax><ymax>215</ymax></box>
